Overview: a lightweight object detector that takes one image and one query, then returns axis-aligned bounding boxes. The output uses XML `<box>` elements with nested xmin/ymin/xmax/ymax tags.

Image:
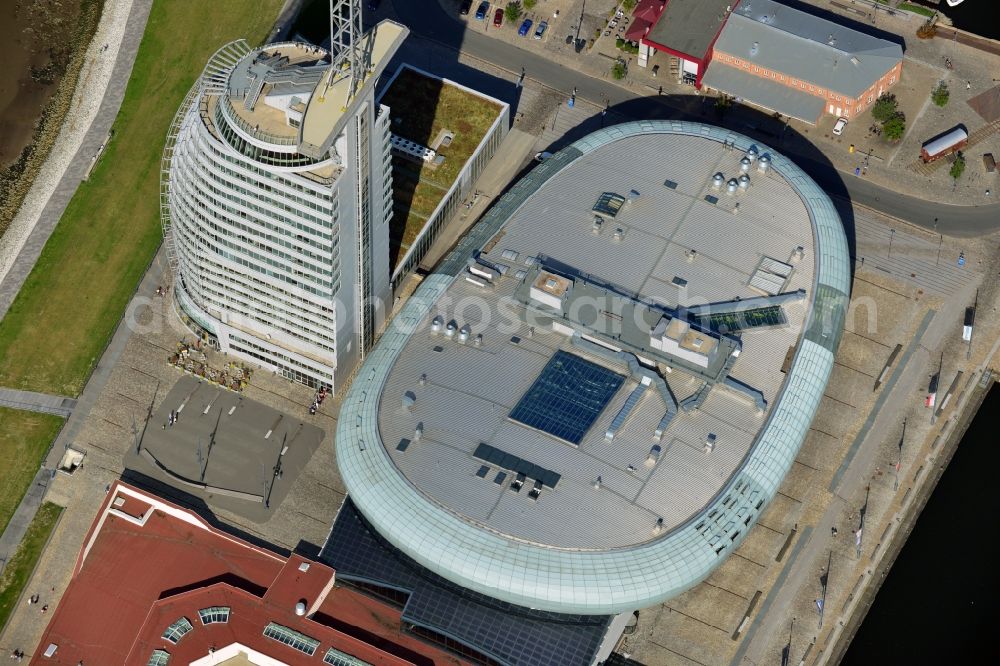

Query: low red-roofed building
<box><xmin>31</xmin><ymin>482</ymin><xmax>468</xmax><ymax>666</ymax></box>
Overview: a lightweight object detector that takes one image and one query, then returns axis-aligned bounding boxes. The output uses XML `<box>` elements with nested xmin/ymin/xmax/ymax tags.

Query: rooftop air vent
<box><xmin>646</xmin><ymin>445</ymin><xmax>662</xmax><ymax>467</ymax></box>
<box><xmin>592</xmin><ymin>216</ymin><xmax>604</xmax><ymax>234</ymax></box>
<box><xmin>402</xmin><ymin>391</ymin><xmax>416</xmax><ymax>410</ymax></box>
<box><xmin>739</xmin><ymin>156</ymin><xmax>752</xmax><ymax>173</ymax></box>
<box><xmin>747</xmin><ymin>145</ymin><xmax>759</xmax><ymax>161</ymax></box>
<box><xmin>419</xmin><ymin>373</ymin><xmax>427</xmax><ymax>385</ymax></box>
<box><xmin>474</xmin><ymin>333</ymin><xmax>483</xmax><ymax>347</ymax></box>
<box><xmin>750</xmin><ymin>41</ymin><xmax>759</xmax><ymax>56</ymax></box>
<box><xmin>593</xmin><ymin>476</ymin><xmax>602</xmax><ymax>490</ymax></box>
<box><xmin>726</xmin><ymin>178</ymin><xmax>739</xmax><ymax>194</ymax></box>
<box><xmin>431</xmin><ymin>315</ymin><xmax>443</xmax><ymax>332</ymax></box>
<box><xmin>792</xmin><ymin>245</ymin><xmax>806</xmax><ymax>262</ymax></box>
<box><xmin>711</xmin><ymin>172</ymin><xmax>725</xmax><ymax>190</ymax></box>
<box><xmin>757</xmin><ymin>154</ymin><xmax>771</xmax><ymax>173</ymax></box>
<box><xmin>414</xmin><ymin>422</ymin><xmax>423</xmax><ymax>441</ymax></box>
<box><xmin>652</xmin><ymin>517</ymin><xmax>665</xmax><ymax>535</ymax></box>
<box><xmin>704</xmin><ymin>433</ymin><xmax>717</xmax><ymax>454</ymax></box>
<box><xmin>739</xmin><ymin>174</ymin><xmax>751</xmax><ymax>190</ymax></box>
<box><xmin>458</xmin><ymin>324</ymin><xmax>471</xmax><ymax>342</ymax></box>
<box><xmin>687</xmin><ymin>249</ymin><xmax>698</xmax><ymax>262</ymax></box>
<box><xmin>613</xmin><ymin>227</ymin><xmax>625</xmax><ymax>242</ymax></box>
<box><xmin>445</xmin><ymin>321</ymin><xmax>457</xmax><ymax>337</ymax></box>
<box><xmin>295</xmin><ymin>601</ymin><xmax>307</xmax><ymax>616</ymax></box>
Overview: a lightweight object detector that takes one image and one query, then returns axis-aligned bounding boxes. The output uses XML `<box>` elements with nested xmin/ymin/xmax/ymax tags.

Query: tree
<box><xmin>931</xmin><ymin>81</ymin><xmax>950</xmax><ymax>107</ymax></box>
<box><xmin>949</xmin><ymin>152</ymin><xmax>966</xmax><ymax>180</ymax></box>
<box><xmin>871</xmin><ymin>93</ymin><xmax>898</xmax><ymax>123</ymax></box>
<box><xmin>622</xmin><ymin>0</ymin><xmax>638</xmax><ymax>11</ymax></box>
<box><xmin>505</xmin><ymin>1</ymin><xmax>522</xmax><ymax>22</ymax></box>
<box><xmin>883</xmin><ymin>113</ymin><xmax>906</xmax><ymax>141</ymax></box>
<box><xmin>523</xmin><ymin>0</ymin><xmax>537</xmax><ymax>10</ymax></box>
<box><xmin>916</xmin><ymin>21</ymin><xmax>937</xmax><ymax>39</ymax></box>
<box><xmin>714</xmin><ymin>94</ymin><xmax>733</xmax><ymax>118</ymax></box>
<box><xmin>611</xmin><ymin>60</ymin><xmax>626</xmax><ymax>80</ymax></box>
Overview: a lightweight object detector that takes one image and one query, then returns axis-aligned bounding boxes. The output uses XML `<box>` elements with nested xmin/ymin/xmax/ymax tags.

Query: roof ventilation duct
<box><xmin>445</xmin><ymin>321</ymin><xmax>457</xmax><ymax>337</ymax></box>
<box><xmin>726</xmin><ymin>178</ymin><xmax>739</xmax><ymax>194</ymax></box>
<box><xmin>458</xmin><ymin>324</ymin><xmax>471</xmax><ymax>342</ymax></box>
<box><xmin>711</xmin><ymin>172</ymin><xmax>725</xmax><ymax>190</ymax></box>
<box><xmin>431</xmin><ymin>315</ymin><xmax>443</xmax><ymax>332</ymax></box>
<box><xmin>757</xmin><ymin>154</ymin><xmax>771</xmax><ymax>173</ymax></box>
<box><xmin>738</xmin><ymin>174</ymin><xmax>751</xmax><ymax>190</ymax></box>
<box><xmin>739</xmin><ymin>156</ymin><xmax>752</xmax><ymax>173</ymax></box>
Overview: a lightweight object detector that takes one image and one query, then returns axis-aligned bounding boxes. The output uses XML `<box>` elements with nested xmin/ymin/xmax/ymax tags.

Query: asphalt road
<box><xmin>387</xmin><ymin>0</ymin><xmax>1000</xmax><ymax>238</ymax></box>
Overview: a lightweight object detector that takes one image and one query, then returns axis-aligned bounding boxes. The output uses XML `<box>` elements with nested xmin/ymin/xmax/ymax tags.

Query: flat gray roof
<box><xmin>715</xmin><ymin>0</ymin><xmax>902</xmax><ymax>98</ymax></box>
<box><xmin>701</xmin><ymin>60</ymin><xmax>826</xmax><ymax>122</ymax></box>
<box><xmin>644</xmin><ymin>0</ymin><xmax>734</xmax><ymax>60</ymax></box>
<box><xmin>374</xmin><ymin>131</ymin><xmax>816</xmax><ymax>550</ymax></box>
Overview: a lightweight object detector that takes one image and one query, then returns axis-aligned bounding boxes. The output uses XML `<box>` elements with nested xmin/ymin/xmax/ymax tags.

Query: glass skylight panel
<box><xmin>147</xmin><ymin>650</ymin><xmax>170</xmax><ymax>666</ymax></box>
<box><xmin>161</xmin><ymin>617</ymin><xmax>193</xmax><ymax>644</ymax></box>
<box><xmin>510</xmin><ymin>351</ymin><xmax>624</xmax><ymax>445</ymax></box>
<box><xmin>592</xmin><ymin>192</ymin><xmax>625</xmax><ymax>217</ymax></box>
<box><xmin>324</xmin><ymin>647</ymin><xmax>372</xmax><ymax>666</ymax></box>
<box><xmin>198</xmin><ymin>606</ymin><xmax>230</xmax><ymax>624</ymax></box>
<box><xmin>263</xmin><ymin>622</ymin><xmax>320</xmax><ymax>656</ymax></box>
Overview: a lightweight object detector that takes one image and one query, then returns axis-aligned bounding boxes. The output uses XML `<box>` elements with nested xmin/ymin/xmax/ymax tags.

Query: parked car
<box><xmin>832</xmin><ymin>117</ymin><xmax>848</xmax><ymax>136</ymax></box>
<box><xmin>475</xmin><ymin>1</ymin><xmax>489</xmax><ymax>20</ymax></box>
<box><xmin>518</xmin><ymin>18</ymin><xmax>533</xmax><ymax>36</ymax></box>
<box><xmin>459</xmin><ymin>0</ymin><xmax>472</xmax><ymax>15</ymax></box>
<box><xmin>493</xmin><ymin>7</ymin><xmax>503</xmax><ymax>27</ymax></box>
<box><xmin>534</xmin><ymin>151</ymin><xmax>553</xmax><ymax>162</ymax></box>
<box><xmin>534</xmin><ymin>20</ymin><xmax>548</xmax><ymax>39</ymax></box>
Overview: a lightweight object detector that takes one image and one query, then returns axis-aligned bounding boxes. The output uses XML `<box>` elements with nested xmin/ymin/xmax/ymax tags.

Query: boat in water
<box><xmin>946</xmin><ymin>0</ymin><xmax>964</xmax><ymax>8</ymax></box>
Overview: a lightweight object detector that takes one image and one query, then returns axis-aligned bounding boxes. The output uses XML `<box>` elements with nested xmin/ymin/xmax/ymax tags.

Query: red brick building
<box><xmin>633</xmin><ymin>0</ymin><xmax>903</xmax><ymax>124</ymax></box>
<box><xmin>31</xmin><ymin>483</ymin><xmax>469</xmax><ymax>665</ymax></box>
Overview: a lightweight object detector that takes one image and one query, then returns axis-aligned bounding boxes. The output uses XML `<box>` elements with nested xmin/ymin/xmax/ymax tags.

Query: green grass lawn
<box><xmin>381</xmin><ymin>68</ymin><xmax>502</xmax><ymax>268</ymax></box>
<box><xmin>0</xmin><ymin>408</ymin><xmax>64</xmax><ymax>535</ymax></box>
<box><xmin>0</xmin><ymin>501</ymin><xmax>63</xmax><ymax>632</ymax></box>
<box><xmin>900</xmin><ymin>2</ymin><xmax>935</xmax><ymax>18</ymax></box>
<box><xmin>0</xmin><ymin>0</ymin><xmax>283</xmax><ymax>397</ymax></box>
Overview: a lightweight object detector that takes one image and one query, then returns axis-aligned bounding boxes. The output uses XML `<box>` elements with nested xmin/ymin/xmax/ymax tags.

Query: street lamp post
<box><xmin>894</xmin><ymin>418</ymin><xmax>906</xmax><ymax>491</ymax></box>
<box><xmin>818</xmin><ymin>551</ymin><xmax>831</xmax><ymax>630</ymax></box>
<box><xmin>856</xmin><ymin>485</ymin><xmax>870</xmax><ymax>558</ymax></box>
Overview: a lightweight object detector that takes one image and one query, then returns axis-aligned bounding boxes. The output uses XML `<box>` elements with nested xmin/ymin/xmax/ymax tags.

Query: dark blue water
<box><xmin>915</xmin><ymin>1</ymin><xmax>1000</xmax><ymax>40</ymax></box>
<box><xmin>842</xmin><ymin>384</ymin><xmax>1000</xmax><ymax>664</ymax></box>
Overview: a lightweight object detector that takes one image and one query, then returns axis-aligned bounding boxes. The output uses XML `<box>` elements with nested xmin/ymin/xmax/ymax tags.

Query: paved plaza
<box><xmin>123</xmin><ymin>375</ymin><xmax>325</xmax><ymax>523</ymax></box>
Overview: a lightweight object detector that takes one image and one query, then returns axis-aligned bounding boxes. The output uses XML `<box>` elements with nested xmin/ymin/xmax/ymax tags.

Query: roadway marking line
<box><xmin>828</xmin><ymin>308</ymin><xmax>936</xmax><ymax>493</ymax></box>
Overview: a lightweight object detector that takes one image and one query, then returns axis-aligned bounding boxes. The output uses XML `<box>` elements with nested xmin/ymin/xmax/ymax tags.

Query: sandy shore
<box><xmin>0</xmin><ymin>0</ymin><xmax>135</xmax><ymax>287</ymax></box>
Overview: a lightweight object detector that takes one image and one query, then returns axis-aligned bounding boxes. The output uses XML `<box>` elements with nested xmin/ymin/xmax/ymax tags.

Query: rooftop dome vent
<box><xmin>757</xmin><ymin>154</ymin><xmax>771</xmax><ymax>173</ymax></box>
<box><xmin>431</xmin><ymin>315</ymin><xmax>444</xmax><ymax>332</ymax></box>
<box><xmin>474</xmin><ymin>333</ymin><xmax>483</xmax><ymax>347</ymax></box>
<box><xmin>726</xmin><ymin>178</ymin><xmax>739</xmax><ymax>194</ymax></box>
<box><xmin>739</xmin><ymin>174</ymin><xmax>751</xmax><ymax>190</ymax></box>
<box><xmin>711</xmin><ymin>172</ymin><xmax>725</xmax><ymax>190</ymax></box>
<box><xmin>445</xmin><ymin>321</ymin><xmax>457</xmax><ymax>337</ymax></box>
<box><xmin>747</xmin><ymin>145</ymin><xmax>759</xmax><ymax>161</ymax></box>
<box><xmin>652</xmin><ymin>517</ymin><xmax>665</xmax><ymax>535</ymax></box>
<box><xmin>593</xmin><ymin>476</ymin><xmax>602</xmax><ymax>490</ymax></box>
<box><xmin>295</xmin><ymin>601</ymin><xmax>307</xmax><ymax>616</ymax></box>
<box><xmin>458</xmin><ymin>324</ymin><xmax>471</xmax><ymax>342</ymax></box>
<box><xmin>402</xmin><ymin>391</ymin><xmax>416</xmax><ymax>410</ymax></box>
<box><xmin>739</xmin><ymin>156</ymin><xmax>752</xmax><ymax>173</ymax></box>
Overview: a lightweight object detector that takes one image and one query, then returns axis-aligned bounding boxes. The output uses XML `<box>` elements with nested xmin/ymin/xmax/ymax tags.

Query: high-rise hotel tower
<box><xmin>163</xmin><ymin>2</ymin><xmax>407</xmax><ymax>390</ymax></box>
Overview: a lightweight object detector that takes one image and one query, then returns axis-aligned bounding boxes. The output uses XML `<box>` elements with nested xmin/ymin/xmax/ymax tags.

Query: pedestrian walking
<box><xmin>41</xmin><ymin>604</ymin><xmax>48</xmax><ymax>613</ymax></box>
<box><xmin>967</xmin><ymin>80</ymin><xmax>972</xmax><ymax>90</ymax></box>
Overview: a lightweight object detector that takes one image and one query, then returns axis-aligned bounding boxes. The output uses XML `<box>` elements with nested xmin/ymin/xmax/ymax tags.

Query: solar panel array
<box><xmin>472</xmin><ymin>443</ymin><xmax>561</xmax><ymax>488</ymax></box>
<box><xmin>509</xmin><ymin>351</ymin><xmax>625</xmax><ymax>445</ymax></box>
<box><xmin>696</xmin><ymin>305</ymin><xmax>788</xmax><ymax>333</ymax></box>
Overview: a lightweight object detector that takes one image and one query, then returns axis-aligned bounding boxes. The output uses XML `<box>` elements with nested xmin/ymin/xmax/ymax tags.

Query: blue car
<box><xmin>518</xmin><ymin>18</ymin><xmax>533</xmax><ymax>36</ymax></box>
<box><xmin>475</xmin><ymin>1</ymin><xmax>489</xmax><ymax>20</ymax></box>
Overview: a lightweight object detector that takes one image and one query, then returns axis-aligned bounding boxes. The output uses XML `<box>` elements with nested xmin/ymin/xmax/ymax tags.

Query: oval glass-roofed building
<box><xmin>336</xmin><ymin>120</ymin><xmax>849</xmax><ymax>615</ymax></box>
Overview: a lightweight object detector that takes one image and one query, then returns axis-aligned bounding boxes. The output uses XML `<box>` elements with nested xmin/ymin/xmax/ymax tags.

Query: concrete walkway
<box><xmin>0</xmin><ymin>389</ymin><xmax>76</xmax><ymax>417</ymax></box>
<box><xmin>0</xmin><ymin>0</ymin><xmax>154</xmax><ymax>322</ymax></box>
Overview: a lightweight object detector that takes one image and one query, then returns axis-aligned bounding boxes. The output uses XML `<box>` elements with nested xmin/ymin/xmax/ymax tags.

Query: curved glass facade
<box><xmin>336</xmin><ymin>121</ymin><xmax>850</xmax><ymax>614</ymax></box>
<box><xmin>166</xmin><ymin>42</ymin><xmax>397</xmax><ymax>391</ymax></box>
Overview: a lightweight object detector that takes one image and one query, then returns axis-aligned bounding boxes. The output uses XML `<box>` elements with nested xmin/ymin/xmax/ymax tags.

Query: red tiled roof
<box><xmin>31</xmin><ymin>483</ymin><xmax>467</xmax><ymax>666</ymax></box>
<box><xmin>625</xmin><ymin>18</ymin><xmax>653</xmax><ymax>43</ymax></box>
<box><xmin>633</xmin><ymin>0</ymin><xmax>665</xmax><ymax>23</ymax></box>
